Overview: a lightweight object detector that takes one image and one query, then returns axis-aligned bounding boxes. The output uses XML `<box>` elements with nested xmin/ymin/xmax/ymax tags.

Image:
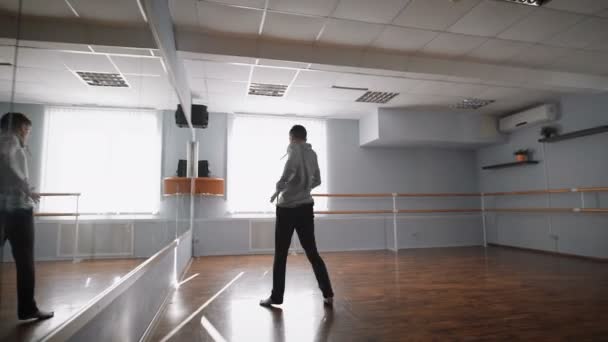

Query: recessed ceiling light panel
<box><xmin>356</xmin><ymin>91</ymin><xmax>399</xmax><ymax>104</ymax></box>
<box><xmin>451</xmin><ymin>98</ymin><xmax>496</xmax><ymax>110</ymax></box>
<box><xmin>248</xmin><ymin>83</ymin><xmax>288</xmax><ymax>97</ymax></box>
<box><xmin>76</xmin><ymin>71</ymin><xmax>129</xmax><ymax>87</ymax></box>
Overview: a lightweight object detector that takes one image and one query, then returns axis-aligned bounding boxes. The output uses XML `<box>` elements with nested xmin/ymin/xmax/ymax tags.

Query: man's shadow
<box><xmin>314</xmin><ymin>306</ymin><xmax>335</xmax><ymax>342</ymax></box>
<box><xmin>262</xmin><ymin>306</ymin><xmax>285</xmax><ymax>342</ymax></box>
<box><xmin>261</xmin><ymin>304</ymin><xmax>335</xmax><ymax>342</ymax></box>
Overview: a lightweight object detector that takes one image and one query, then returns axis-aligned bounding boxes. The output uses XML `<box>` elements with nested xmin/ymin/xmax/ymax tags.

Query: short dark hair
<box><xmin>289</xmin><ymin>125</ymin><xmax>307</xmax><ymax>141</ymax></box>
<box><xmin>1</xmin><ymin>112</ymin><xmax>32</xmax><ymax>133</ymax></box>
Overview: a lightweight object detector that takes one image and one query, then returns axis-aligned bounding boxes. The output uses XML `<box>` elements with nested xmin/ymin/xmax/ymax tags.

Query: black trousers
<box><xmin>271</xmin><ymin>203</ymin><xmax>333</xmax><ymax>302</ymax></box>
<box><xmin>0</xmin><ymin>209</ymin><xmax>38</xmax><ymax>316</ymax></box>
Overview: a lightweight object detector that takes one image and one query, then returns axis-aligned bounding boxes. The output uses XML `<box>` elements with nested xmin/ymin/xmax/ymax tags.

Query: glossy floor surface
<box><xmin>150</xmin><ymin>247</ymin><xmax>608</xmax><ymax>341</ymax></box>
<box><xmin>0</xmin><ymin>258</ymin><xmax>142</xmax><ymax>341</ymax></box>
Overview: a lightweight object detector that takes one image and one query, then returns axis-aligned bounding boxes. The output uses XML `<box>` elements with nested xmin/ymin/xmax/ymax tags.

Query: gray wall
<box><xmin>328</xmin><ymin>119</ymin><xmax>478</xmax><ymax>194</ymax></box>
<box><xmin>477</xmin><ymin>93</ymin><xmax>608</xmax><ymax>259</ymax></box>
<box><xmin>326</xmin><ymin>119</ymin><xmax>480</xmax><ymax>212</ymax></box>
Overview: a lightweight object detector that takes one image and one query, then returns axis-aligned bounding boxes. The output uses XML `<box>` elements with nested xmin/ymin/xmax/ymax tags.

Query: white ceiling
<box><xmin>0</xmin><ymin>0</ymin><xmax>147</xmax><ymax>25</ymax></box>
<box><xmin>166</xmin><ymin>0</ymin><xmax>608</xmax><ymax>74</ymax></box>
<box><xmin>1</xmin><ymin>0</ymin><xmax>608</xmax><ymax>118</ymax></box>
<box><xmin>0</xmin><ymin>42</ymin><xmax>176</xmax><ymax>110</ymax></box>
<box><xmin>178</xmin><ymin>51</ymin><xmax>587</xmax><ymax>118</ymax></box>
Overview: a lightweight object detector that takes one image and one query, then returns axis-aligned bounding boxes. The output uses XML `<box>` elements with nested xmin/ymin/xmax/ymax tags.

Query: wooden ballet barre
<box><xmin>483</xmin><ymin>189</ymin><xmax>571</xmax><ymax>196</ymax></box>
<box><xmin>486</xmin><ymin>208</ymin><xmax>574</xmax><ymax>213</ymax></box>
<box><xmin>398</xmin><ymin>209</ymin><xmax>481</xmax><ymax>213</ymax></box>
<box><xmin>314</xmin><ymin>210</ymin><xmax>394</xmax><ymax>215</ymax></box>
<box><xmin>313</xmin><ymin>192</ymin><xmax>481</xmax><ymax>198</ymax></box>
<box><xmin>577</xmin><ymin>187</ymin><xmax>608</xmax><ymax>193</ymax></box>
<box><xmin>579</xmin><ymin>208</ymin><xmax>608</xmax><ymax>213</ymax></box>
<box><xmin>315</xmin><ymin>208</ymin><xmax>608</xmax><ymax>215</ymax></box>
<box><xmin>314</xmin><ymin>186</ymin><xmax>608</xmax><ymax>199</ymax></box>
<box><xmin>34</xmin><ymin>213</ymin><xmax>80</xmax><ymax>217</ymax></box>
<box><xmin>38</xmin><ymin>192</ymin><xmax>81</xmax><ymax>197</ymax></box>
<box><xmin>483</xmin><ymin>187</ymin><xmax>608</xmax><ymax>196</ymax></box>
<box><xmin>397</xmin><ymin>193</ymin><xmax>480</xmax><ymax>197</ymax></box>
<box><xmin>313</xmin><ymin>194</ymin><xmax>393</xmax><ymax>198</ymax></box>
<box><xmin>314</xmin><ymin>209</ymin><xmax>482</xmax><ymax>215</ymax></box>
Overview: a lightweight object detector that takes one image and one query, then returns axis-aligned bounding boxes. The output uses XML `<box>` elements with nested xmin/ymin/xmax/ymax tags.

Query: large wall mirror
<box><xmin>0</xmin><ymin>1</ymin><xmax>190</xmax><ymax>340</ymax></box>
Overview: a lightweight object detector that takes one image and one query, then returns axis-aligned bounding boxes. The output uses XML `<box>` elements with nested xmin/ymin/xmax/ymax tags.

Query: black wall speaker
<box><xmin>175</xmin><ymin>104</ymin><xmax>208</xmax><ymax>129</ymax></box>
<box><xmin>177</xmin><ymin>160</ymin><xmax>210</xmax><ymax>177</ymax></box>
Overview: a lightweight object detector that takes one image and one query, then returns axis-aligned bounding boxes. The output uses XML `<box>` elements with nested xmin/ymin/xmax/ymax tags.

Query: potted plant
<box><xmin>514</xmin><ymin>149</ymin><xmax>530</xmax><ymax>162</ymax></box>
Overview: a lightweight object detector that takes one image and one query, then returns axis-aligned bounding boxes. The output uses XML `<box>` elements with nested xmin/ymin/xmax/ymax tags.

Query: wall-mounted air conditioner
<box><xmin>498</xmin><ymin>104</ymin><xmax>557</xmax><ymax>133</ymax></box>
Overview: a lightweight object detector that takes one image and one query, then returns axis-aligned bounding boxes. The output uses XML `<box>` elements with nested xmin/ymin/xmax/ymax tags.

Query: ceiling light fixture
<box><xmin>76</xmin><ymin>71</ymin><xmax>129</xmax><ymax>87</ymax></box>
<box><xmin>356</xmin><ymin>91</ymin><xmax>399</xmax><ymax>104</ymax></box>
<box><xmin>495</xmin><ymin>0</ymin><xmax>547</xmax><ymax>7</ymax></box>
<box><xmin>248</xmin><ymin>83</ymin><xmax>288</xmax><ymax>97</ymax></box>
<box><xmin>451</xmin><ymin>98</ymin><xmax>496</xmax><ymax>110</ymax></box>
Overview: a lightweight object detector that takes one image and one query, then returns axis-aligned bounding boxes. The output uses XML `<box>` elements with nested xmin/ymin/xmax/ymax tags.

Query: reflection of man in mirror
<box><xmin>261</xmin><ymin>125</ymin><xmax>334</xmax><ymax>307</ymax></box>
<box><xmin>0</xmin><ymin>112</ymin><xmax>53</xmax><ymax>320</ymax></box>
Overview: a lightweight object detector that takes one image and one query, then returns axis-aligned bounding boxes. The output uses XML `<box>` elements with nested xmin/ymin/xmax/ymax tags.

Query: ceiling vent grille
<box><xmin>76</xmin><ymin>71</ymin><xmax>129</xmax><ymax>87</ymax></box>
<box><xmin>356</xmin><ymin>91</ymin><xmax>399</xmax><ymax>104</ymax></box>
<box><xmin>248</xmin><ymin>83</ymin><xmax>288</xmax><ymax>97</ymax></box>
<box><xmin>497</xmin><ymin>0</ymin><xmax>546</xmax><ymax>7</ymax></box>
<box><xmin>451</xmin><ymin>98</ymin><xmax>496</xmax><ymax>110</ymax></box>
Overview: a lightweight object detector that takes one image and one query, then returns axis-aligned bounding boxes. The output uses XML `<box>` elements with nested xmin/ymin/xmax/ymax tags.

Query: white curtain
<box><xmin>227</xmin><ymin>114</ymin><xmax>327</xmax><ymax>213</ymax></box>
<box><xmin>40</xmin><ymin>106</ymin><xmax>161</xmax><ymax>214</ymax></box>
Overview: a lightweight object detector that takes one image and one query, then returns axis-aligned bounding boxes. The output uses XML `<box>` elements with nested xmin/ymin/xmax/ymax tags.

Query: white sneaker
<box><xmin>259</xmin><ymin>297</ymin><xmax>281</xmax><ymax>307</ymax></box>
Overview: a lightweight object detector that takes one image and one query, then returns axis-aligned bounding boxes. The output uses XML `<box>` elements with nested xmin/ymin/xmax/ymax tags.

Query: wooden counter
<box><xmin>163</xmin><ymin>177</ymin><xmax>225</xmax><ymax>196</ymax></box>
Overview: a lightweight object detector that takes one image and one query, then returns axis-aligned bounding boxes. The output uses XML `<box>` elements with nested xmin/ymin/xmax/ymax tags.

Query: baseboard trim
<box><xmin>488</xmin><ymin>243</ymin><xmax>608</xmax><ymax>262</ymax></box>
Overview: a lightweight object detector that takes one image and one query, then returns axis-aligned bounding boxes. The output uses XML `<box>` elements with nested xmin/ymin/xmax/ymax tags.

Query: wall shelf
<box><xmin>482</xmin><ymin>161</ymin><xmax>539</xmax><ymax>170</ymax></box>
<box><xmin>539</xmin><ymin>125</ymin><xmax>608</xmax><ymax>143</ymax></box>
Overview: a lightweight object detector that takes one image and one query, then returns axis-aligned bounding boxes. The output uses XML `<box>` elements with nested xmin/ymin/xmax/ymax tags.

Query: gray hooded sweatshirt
<box><xmin>275</xmin><ymin>142</ymin><xmax>321</xmax><ymax>208</ymax></box>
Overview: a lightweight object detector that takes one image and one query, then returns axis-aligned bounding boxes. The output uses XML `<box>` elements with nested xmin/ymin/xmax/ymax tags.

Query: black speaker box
<box><xmin>176</xmin><ymin>104</ymin><xmax>208</xmax><ymax>129</ymax></box>
<box><xmin>177</xmin><ymin>160</ymin><xmax>210</xmax><ymax>177</ymax></box>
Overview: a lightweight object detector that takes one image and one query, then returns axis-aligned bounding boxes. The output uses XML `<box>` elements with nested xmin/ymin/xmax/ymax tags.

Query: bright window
<box><xmin>227</xmin><ymin>115</ymin><xmax>327</xmax><ymax>213</ymax></box>
<box><xmin>40</xmin><ymin>106</ymin><xmax>162</xmax><ymax>214</ymax></box>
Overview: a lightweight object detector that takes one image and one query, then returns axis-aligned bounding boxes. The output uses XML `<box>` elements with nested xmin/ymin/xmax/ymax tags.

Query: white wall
<box><xmin>358</xmin><ymin>111</ymin><xmax>378</xmax><ymax>145</ymax></box>
<box><xmin>359</xmin><ymin>108</ymin><xmax>503</xmax><ymax>148</ymax></box>
<box><xmin>478</xmin><ymin>93</ymin><xmax>608</xmax><ymax>259</ymax></box>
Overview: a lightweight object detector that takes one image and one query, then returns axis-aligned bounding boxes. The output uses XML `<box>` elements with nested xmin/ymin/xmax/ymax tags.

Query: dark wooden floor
<box><xmin>151</xmin><ymin>247</ymin><xmax>608</xmax><ymax>341</ymax></box>
<box><xmin>0</xmin><ymin>258</ymin><xmax>142</xmax><ymax>342</ymax></box>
